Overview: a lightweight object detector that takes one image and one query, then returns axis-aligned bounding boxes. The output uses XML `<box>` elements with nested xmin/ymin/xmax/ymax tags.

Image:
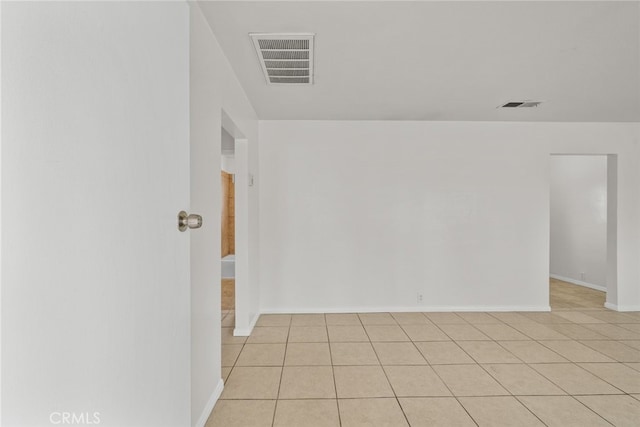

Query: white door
<box><xmin>2</xmin><ymin>2</ymin><xmax>191</xmax><ymax>426</ymax></box>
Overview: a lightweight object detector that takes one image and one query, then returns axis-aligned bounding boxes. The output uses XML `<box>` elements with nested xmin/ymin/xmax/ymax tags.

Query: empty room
<box><xmin>2</xmin><ymin>1</ymin><xmax>640</xmax><ymax>427</ymax></box>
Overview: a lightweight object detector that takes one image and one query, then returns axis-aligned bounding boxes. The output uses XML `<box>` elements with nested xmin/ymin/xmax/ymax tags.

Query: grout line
<box><xmin>215</xmin><ymin>393</ymin><xmax>633</xmax><ymax>401</ymax></box>
<box><xmin>513</xmin><ymin>395</ymin><xmax>616</xmax><ymax>427</ymax></box>
<box><xmin>525</xmin><ymin>361</ymin><xmax>627</xmax><ymax>397</ymax></box>
<box><xmin>360</xmin><ymin>318</ymin><xmax>413</xmax><ymax>427</ymax></box>
<box><xmin>404</xmin><ymin>321</ymin><xmax>467</xmax><ymax>410</ymax></box>
<box><xmin>535</xmin><ymin>340</ymin><xmax>617</xmax><ymax>363</ymax></box>
<box><xmin>324</xmin><ymin>313</ymin><xmax>342</xmax><ymax>427</ymax></box>
<box><xmin>426</xmin><ymin>353</ymin><xmax>480</xmax><ymax>426</ymax></box>
<box><xmin>220</xmin><ymin>313</ymin><xmax>246</xmax><ymax>400</ymax></box>
<box><xmin>427</xmin><ymin>318</ymin><xmax>535</xmax><ymax>425</ymax></box>
<box><xmin>269</xmin><ymin>315</ymin><xmax>292</xmax><ymax>427</ymax></box>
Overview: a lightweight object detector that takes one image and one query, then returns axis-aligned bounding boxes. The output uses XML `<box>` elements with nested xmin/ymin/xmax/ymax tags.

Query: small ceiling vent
<box><xmin>250</xmin><ymin>33</ymin><xmax>315</xmax><ymax>85</ymax></box>
<box><xmin>499</xmin><ymin>101</ymin><xmax>543</xmax><ymax>108</ymax></box>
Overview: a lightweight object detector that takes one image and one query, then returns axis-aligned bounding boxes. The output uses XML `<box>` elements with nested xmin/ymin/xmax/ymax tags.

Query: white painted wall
<box><xmin>2</xmin><ymin>2</ymin><xmax>190</xmax><ymax>426</ymax></box>
<box><xmin>221</xmin><ymin>128</ymin><xmax>235</xmax><ymax>156</ymax></box>
<box><xmin>221</xmin><ymin>127</ymin><xmax>236</xmax><ymax>174</ymax></box>
<box><xmin>259</xmin><ymin>121</ymin><xmax>640</xmax><ymax>312</ymax></box>
<box><xmin>221</xmin><ymin>155</ymin><xmax>236</xmax><ymax>174</ymax></box>
<box><xmin>189</xmin><ymin>4</ymin><xmax>259</xmax><ymax>426</ymax></box>
<box><xmin>550</xmin><ymin>156</ymin><xmax>608</xmax><ymax>290</ymax></box>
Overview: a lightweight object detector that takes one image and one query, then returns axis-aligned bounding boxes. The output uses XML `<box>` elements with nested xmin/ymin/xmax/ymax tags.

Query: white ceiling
<box><xmin>199</xmin><ymin>1</ymin><xmax>640</xmax><ymax>121</ymax></box>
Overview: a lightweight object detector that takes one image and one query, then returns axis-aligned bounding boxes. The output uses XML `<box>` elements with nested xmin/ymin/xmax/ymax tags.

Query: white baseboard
<box><xmin>605</xmin><ymin>302</ymin><xmax>640</xmax><ymax>312</ymax></box>
<box><xmin>234</xmin><ymin>312</ymin><xmax>259</xmax><ymax>336</ymax></box>
<box><xmin>194</xmin><ymin>379</ymin><xmax>224</xmax><ymax>427</ymax></box>
<box><xmin>260</xmin><ymin>305</ymin><xmax>551</xmax><ymax>314</ymax></box>
<box><xmin>550</xmin><ymin>274</ymin><xmax>606</xmax><ymax>292</ymax></box>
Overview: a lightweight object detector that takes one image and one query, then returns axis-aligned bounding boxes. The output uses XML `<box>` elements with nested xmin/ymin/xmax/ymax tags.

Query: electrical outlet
<box><xmin>417</xmin><ymin>293</ymin><xmax>423</xmax><ymax>304</ymax></box>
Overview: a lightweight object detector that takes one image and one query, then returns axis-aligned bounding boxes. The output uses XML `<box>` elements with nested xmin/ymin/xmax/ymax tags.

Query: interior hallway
<box><xmin>211</xmin><ymin>281</ymin><xmax>640</xmax><ymax>426</ymax></box>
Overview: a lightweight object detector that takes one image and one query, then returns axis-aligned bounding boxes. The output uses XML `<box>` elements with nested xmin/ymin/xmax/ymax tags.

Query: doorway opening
<box><xmin>549</xmin><ymin>154</ymin><xmax>617</xmax><ymax>310</ymax></box>
<box><xmin>221</xmin><ymin>127</ymin><xmax>236</xmax><ymax>316</ymax></box>
<box><xmin>219</xmin><ymin>110</ymin><xmax>252</xmax><ymax>336</ymax></box>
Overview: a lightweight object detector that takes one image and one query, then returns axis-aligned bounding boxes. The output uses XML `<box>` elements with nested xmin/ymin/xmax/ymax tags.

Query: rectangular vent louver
<box><xmin>250</xmin><ymin>33</ymin><xmax>315</xmax><ymax>85</ymax></box>
<box><xmin>499</xmin><ymin>101</ymin><xmax>543</xmax><ymax>108</ymax></box>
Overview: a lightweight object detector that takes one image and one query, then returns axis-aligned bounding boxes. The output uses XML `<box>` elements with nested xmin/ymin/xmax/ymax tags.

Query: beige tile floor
<box><xmin>211</xmin><ymin>281</ymin><xmax>640</xmax><ymax>426</ymax></box>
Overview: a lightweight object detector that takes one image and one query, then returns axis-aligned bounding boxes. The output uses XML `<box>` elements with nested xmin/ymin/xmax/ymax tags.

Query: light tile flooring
<box><xmin>211</xmin><ymin>281</ymin><xmax>640</xmax><ymax>426</ymax></box>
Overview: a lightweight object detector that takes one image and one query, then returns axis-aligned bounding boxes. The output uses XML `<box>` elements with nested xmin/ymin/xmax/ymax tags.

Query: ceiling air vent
<box><xmin>250</xmin><ymin>33</ymin><xmax>315</xmax><ymax>85</ymax></box>
<box><xmin>499</xmin><ymin>101</ymin><xmax>543</xmax><ymax>108</ymax></box>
